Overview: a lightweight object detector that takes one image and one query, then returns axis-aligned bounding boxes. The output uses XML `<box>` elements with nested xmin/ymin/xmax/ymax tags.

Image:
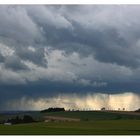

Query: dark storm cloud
<box><xmin>0</xmin><ymin>6</ymin><xmax>43</xmax><ymax>47</ymax></box>
<box><xmin>4</xmin><ymin>55</ymin><xmax>29</xmax><ymax>71</ymax></box>
<box><xmin>1</xmin><ymin>5</ymin><xmax>140</xmax><ymax>110</ymax></box>
<box><xmin>0</xmin><ymin>79</ymin><xmax>140</xmax><ymax>110</ymax></box>
<box><xmin>1</xmin><ymin>5</ymin><xmax>140</xmax><ymax>68</ymax></box>
<box><xmin>16</xmin><ymin>47</ymin><xmax>47</xmax><ymax>67</ymax></box>
<box><xmin>22</xmin><ymin>5</ymin><xmax>140</xmax><ymax>68</ymax></box>
<box><xmin>0</xmin><ymin>52</ymin><xmax>4</xmax><ymax>62</ymax></box>
<box><xmin>43</xmin><ymin>25</ymin><xmax>137</xmax><ymax>68</ymax></box>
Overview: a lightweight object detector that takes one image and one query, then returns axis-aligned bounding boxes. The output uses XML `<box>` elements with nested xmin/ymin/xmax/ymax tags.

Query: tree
<box><xmin>22</xmin><ymin>115</ymin><xmax>35</xmax><ymax>123</ymax></box>
<box><xmin>6</xmin><ymin>115</ymin><xmax>35</xmax><ymax>124</ymax></box>
<box><xmin>135</xmin><ymin>108</ymin><xmax>140</xmax><ymax>112</ymax></box>
<box><xmin>101</xmin><ymin>107</ymin><xmax>106</xmax><ymax>111</ymax></box>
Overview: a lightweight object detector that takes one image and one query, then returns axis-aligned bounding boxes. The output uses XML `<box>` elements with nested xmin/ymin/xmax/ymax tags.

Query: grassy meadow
<box><xmin>0</xmin><ymin>111</ymin><xmax>140</xmax><ymax>135</ymax></box>
<box><xmin>0</xmin><ymin>120</ymin><xmax>140</xmax><ymax>135</ymax></box>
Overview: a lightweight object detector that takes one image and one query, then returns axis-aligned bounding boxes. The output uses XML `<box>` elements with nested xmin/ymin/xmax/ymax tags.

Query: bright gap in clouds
<box><xmin>6</xmin><ymin>92</ymin><xmax>140</xmax><ymax>111</ymax></box>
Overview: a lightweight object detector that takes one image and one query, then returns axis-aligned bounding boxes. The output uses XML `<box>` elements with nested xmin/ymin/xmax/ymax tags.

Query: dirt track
<box><xmin>45</xmin><ymin>116</ymin><xmax>80</xmax><ymax>122</ymax></box>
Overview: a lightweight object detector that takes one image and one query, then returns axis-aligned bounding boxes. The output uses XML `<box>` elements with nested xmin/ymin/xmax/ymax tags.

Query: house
<box><xmin>4</xmin><ymin>122</ymin><xmax>12</xmax><ymax>125</ymax></box>
<box><xmin>44</xmin><ymin>120</ymin><xmax>50</xmax><ymax>122</ymax></box>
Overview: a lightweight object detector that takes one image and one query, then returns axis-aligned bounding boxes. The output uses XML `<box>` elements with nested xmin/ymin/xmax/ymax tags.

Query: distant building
<box><xmin>4</xmin><ymin>122</ymin><xmax>12</xmax><ymax>125</ymax></box>
<box><xmin>44</xmin><ymin>120</ymin><xmax>50</xmax><ymax>122</ymax></box>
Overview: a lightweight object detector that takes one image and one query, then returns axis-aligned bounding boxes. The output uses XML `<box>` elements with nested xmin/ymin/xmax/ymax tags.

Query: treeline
<box><xmin>40</xmin><ymin>107</ymin><xmax>65</xmax><ymax>113</ymax></box>
<box><xmin>135</xmin><ymin>108</ymin><xmax>140</xmax><ymax>112</ymax></box>
<box><xmin>6</xmin><ymin>115</ymin><xmax>35</xmax><ymax>124</ymax></box>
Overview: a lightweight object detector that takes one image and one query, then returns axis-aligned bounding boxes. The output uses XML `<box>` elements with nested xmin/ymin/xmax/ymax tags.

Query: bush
<box><xmin>6</xmin><ymin>115</ymin><xmax>35</xmax><ymax>124</ymax></box>
<box><xmin>22</xmin><ymin>115</ymin><xmax>35</xmax><ymax>123</ymax></box>
<box><xmin>115</xmin><ymin>115</ymin><xmax>122</xmax><ymax>120</ymax></box>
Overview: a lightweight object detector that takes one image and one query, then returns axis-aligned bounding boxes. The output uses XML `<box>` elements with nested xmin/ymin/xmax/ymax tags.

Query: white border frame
<box><xmin>0</xmin><ymin>0</ymin><xmax>140</xmax><ymax>4</ymax></box>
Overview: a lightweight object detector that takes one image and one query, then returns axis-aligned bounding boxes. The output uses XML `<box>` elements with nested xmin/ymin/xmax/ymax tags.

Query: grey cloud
<box><xmin>41</xmin><ymin>20</ymin><xmax>140</xmax><ymax>68</ymax></box>
<box><xmin>1</xmin><ymin>5</ymin><xmax>140</xmax><ymax>68</ymax></box>
<box><xmin>26</xmin><ymin>5</ymin><xmax>72</xmax><ymax>29</ymax></box>
<box><xmin>0</xmin><ymin>5</ymin><xmax>43</xmax><ymax>47</ymax></box>
<box><xmin>35</xmin><ymin>5</ymin><xmax>140</xmax><ymax>69</ymax></box>
<box><xmin>0</xmin><ymin>53</ymin><xmax>4</xmax><ymax>62</ymax></box>
<box><xmin>16</xmin><ymin>47</ymin><xmax>47</xmax><ymax>67</ymax></box>
<box><xmin>4</xmin><ymin>55</ymin><xmax>29</xmax><ymax>71</ymax></box>
<box><xmin>1</xmin><ymin>5</ymin><xmax>140</xmax><ymax>110</ymax></box>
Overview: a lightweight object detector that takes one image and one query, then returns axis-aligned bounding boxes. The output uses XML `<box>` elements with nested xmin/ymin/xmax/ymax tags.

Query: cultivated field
<box><xmin>0</xmin><ymin>111</ymin><xmax>140</xmax><ymax>135</ymax></box>
<box><xmin>41</xmin><ymin>110</ymin><xmax>140</xmax><ymax>121</ymax></box>
<box><xmin>0</xmin><ymin>120</ymin><xmax>140</xmax><ymax>135</ymax></box>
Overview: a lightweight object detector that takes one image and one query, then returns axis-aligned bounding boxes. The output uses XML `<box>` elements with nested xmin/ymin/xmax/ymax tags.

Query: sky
<box><xmin>0</xmin><ymin>5</ymin><xmax>140</xmax><ymax>111</ymax></box>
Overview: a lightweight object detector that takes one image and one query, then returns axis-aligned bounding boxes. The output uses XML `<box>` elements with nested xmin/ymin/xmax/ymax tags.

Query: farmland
<box><xmin>0</xmin><ymin>120</ymin><xmax>140</xmax><ymax>135</ymax></box>
<box><xmin>41</xmin><ymin>111</ymin><xmax>140</xmax><ymax>121</ymax></box>
<box><xmin>0</xmin><ymin>111</ymin><xmax>140</xmax><ymax>135</ymax></box>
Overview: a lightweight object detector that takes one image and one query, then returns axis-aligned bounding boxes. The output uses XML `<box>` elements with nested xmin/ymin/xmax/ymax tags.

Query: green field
<box><xmin>0</xmin><ymin>120</ymin><xmax>140</xmax><ymax>135</ymax></box>
<box><xmin>41</xmin><ymin>111</ymin><xmax>140</xmax><ymax>120</ymax></box>
<box><xmin>0</xmin><ymin>111</ymin><xmax>140</xmax><ymax>135</ymax></box>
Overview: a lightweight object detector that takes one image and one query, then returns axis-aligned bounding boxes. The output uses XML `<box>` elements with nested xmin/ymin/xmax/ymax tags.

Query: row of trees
<box><xmin>135</xmin><ymin>108</ymin><xmax>140</xmax><ymax>112</ymax></box>
<box><xmin>6</xmin><ymin>115</ymin><xmax>35</xmax><ymax>124</ymax></box>
<box><xmin>40</xmin><ymin>107</ymin><xmax>140</xmax><ymax>112</ymax></box>
<box><xmin>40</xmin><ymin>107</ymin><xmax>65</xmax><ymax>113</ymax></box>
<box><xmin>40</xmin><ymin>107</ymin><xmax>129</xmax><ymax>112</ymax></box>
